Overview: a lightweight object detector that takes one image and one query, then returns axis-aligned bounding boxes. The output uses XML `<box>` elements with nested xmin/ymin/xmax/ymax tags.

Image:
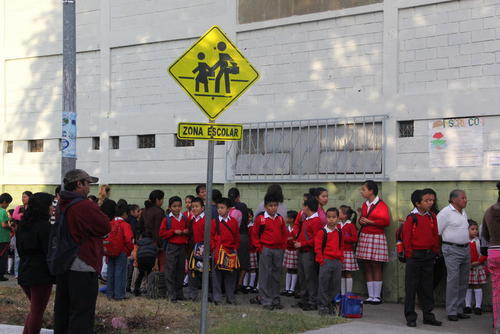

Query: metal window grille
<box><xmin>110</xmin><ymin>136</ymin><xmax>119</xmax><ymax>150</ymax></box>
<box><xmin>28</xmin><ymin>140</ymin><xmax>44</xmax><ymax>153</ymax></box>
<box><xmin>4</xmin><ymin>141</ymin><xmax>13</xmax><ymax>154</ymax></box>
<box><xmin>398</xmin><ymin>120</ymin><xmax>414</xmax><ymax>138</ymax></box>
<box><xmin>138</xmin><ymin>135</ymin><xmax>155</xmax><ymax>149</ymax></box>
<box><xmin>92</xmin><ymin>137</ymin><xmax>100</xmax><ymax>150</ymax></box>
<box><xmin>175</xmin><ymin>135</ymin><xmax>195</xmax><ymax>147</ymax></box>
<box><xmin>225</xmin><ymin>116</ymin><xmax>387</xmax><ymax>182</ymax></box>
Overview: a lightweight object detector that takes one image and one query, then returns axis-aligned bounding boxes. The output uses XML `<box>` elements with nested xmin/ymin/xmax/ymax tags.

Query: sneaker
<box><xmin>463</xmin><ymin>307</ymin><xmax>472</xmax><ymax>314</ymax></box>
<box><xmin>474</xmin><ymin>307</ymin><xmax>482</xmax><ymax>315</ymax></box>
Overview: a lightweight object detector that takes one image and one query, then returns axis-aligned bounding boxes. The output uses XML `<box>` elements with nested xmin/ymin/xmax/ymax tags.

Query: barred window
<box><xmin>4</xmin><ymin>141</ymin><xmax>13</xmax><ymax>154</ymax></box>
<box><xmin>28</xmin><ymin>140</ymin><xmax>44</xmax><ymax>153</ymax></box>
<box><xmin>110</xmin><ymin>136</ymin><xmax>119</xmax><ymax>150</ymax></box>
<box><xmin>92</xmin><ymin>137</ymin><xmax>100</xmax><ymax>150</ymax></box>
<box><xmin>138</xmin><ymin>135</ymin><xmax>155</xmax><ymax>149</ymax></box>
<box><xmin>175</xmin><ymin>135</ymin><xmax>194</xmax><ymax>147</ymax></box>
<box><xmin>398</xmin><ymin>120</ymin><xmax>414</xmax><ymax>138</ymax></box>
<box><xmin>226</xmin><ymin>116</ymin><xmax>386</xmax><ymax>181</ymax></box>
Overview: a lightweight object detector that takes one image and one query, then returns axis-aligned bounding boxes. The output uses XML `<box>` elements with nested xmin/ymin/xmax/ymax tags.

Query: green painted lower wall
<box><xmin>2</xmin><ymin>181</ymin><xmax>496</xmax><ymax>306</ymax></box>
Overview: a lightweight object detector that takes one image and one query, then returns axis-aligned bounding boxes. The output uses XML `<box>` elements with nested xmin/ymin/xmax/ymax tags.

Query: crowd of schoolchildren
<box><xmin>2</xmin><ymin>180</ymin><xmax>500</xmax><ymax>333</ymax></box>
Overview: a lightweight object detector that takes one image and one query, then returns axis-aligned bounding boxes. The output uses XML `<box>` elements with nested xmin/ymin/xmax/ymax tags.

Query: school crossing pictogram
<box><xmin>169</xmin><ymin>26</ymin><xmax>259</xmax><ymax>120</ymax></box>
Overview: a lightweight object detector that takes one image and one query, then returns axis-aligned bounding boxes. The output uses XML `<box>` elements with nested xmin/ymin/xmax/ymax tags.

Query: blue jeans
<box><xmin>106</xmin><ymin>253</ymin><xmax>128</xmax><ymax>300</ymax></box>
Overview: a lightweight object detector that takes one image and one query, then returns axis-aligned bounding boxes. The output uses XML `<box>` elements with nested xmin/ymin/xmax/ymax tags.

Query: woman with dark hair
<box><xmin>98</xmin><ymin>185</ymin><xmax>116</xmax><ymax>220</ymax></box>
<box><xmin>228</xmin><ymin>187</ymin><xmax>250</xmax><ymax>293</ymax></box>
<box><xmin>255</xmin><ymin>184</ymin><xmax>287</xmax><ymax>218</ymax></box>
<box><xmin>355</xmin><ymin>180</ymin><xmax>390</xmax><ymax>305</ymax></box>
<box><xmin>12</xmin><ymin>191</ymin><xmax>33</xmax><ymax>222</ymax></box>
<box><xmin>309</xmin><ymin>187</ymin><xmax>329</xmax><ymax>226</ymax></box>
<box><xmin>139</xmin><ymin>190</ymin><xmax>165</xmax><ymax>270</ymax></box>
<box><xmin>482</xmin><ymin>182</ymin><xmax>500</xmax><ymax>331</ymax></box>
<box><xmin>11</xmin><ymin>191</ymin><xmax>33</xmax><ymax>279</ymax></box>
<box><xmin>16</xmin><ymin>192</ymin><xmax>54</xmax><ymax>334</ymax></box>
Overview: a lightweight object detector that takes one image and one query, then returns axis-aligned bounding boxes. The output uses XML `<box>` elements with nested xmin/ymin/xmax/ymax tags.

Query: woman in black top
<box><xmin>16</xmin><ymin>192</ymin><xmax>54</xmax><ymax>334</ymax></box>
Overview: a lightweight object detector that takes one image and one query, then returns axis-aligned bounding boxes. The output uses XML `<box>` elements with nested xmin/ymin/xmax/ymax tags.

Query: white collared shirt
<box><xmin>324</xmin><ymin>226</ymin><xmax>335</xmax><ymax>233</ymax></box>
<box><xmin>219</xmin><ymin>215</ymin><xmax>229</xmax><ymax>222</ymax></box>
<box><xmin>340</xmin><ymin>220</ymin><xmax>351</xmax><ymax>229</ymax></box>
<box><xmin>305</xmin><ymin>212</ymin><xmax>319</xmax><ymax>221</ymax></box>
<box><xmin>410</xmin><ymin>208</ymin><xmax>431</xmax><ymax>216</ymax></box>
<box><xmin>437</xmin><ymin>204</ymin><xmax>469</xmax><ymax>244</ymax></box>
<box><xmin>366</xmin><ymin>196</ymin><xmax>380</xmax><ymax>210</ymax></box>
<box><xmin>194</xmin><ymin>212</ymin><xmax>205</xmax><ymax>222</ymax></box>
<box><xmin>264</xmin><ymin>211</ymin><xmax>278</xmax><ymax>220</ymax></box>
<box><xmin>169</xmin><ymin>212</ymin><xmax>184</xmax><ymax>221</ymax></box>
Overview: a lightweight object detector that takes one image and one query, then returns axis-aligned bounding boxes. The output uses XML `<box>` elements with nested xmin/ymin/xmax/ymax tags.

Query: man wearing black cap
<box><xmin>54</xmin><ymin>169</ymin><xmax>110</xmax><ymax>334</ymax></box>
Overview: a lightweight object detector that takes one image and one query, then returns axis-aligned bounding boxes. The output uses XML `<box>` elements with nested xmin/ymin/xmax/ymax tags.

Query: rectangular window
<box><xmin>28</xmin><ymin>140</ymin><xmax>44</xmax><ymax>153</ymax></box>
<box><xmin>175</xmin><ymin>135</ymin><xmax>195</xmax><ymax>147</ymax></box>
<box><xmin>4</xmin><ymin>141</ymin><xmax>13</xmax><ymax>154</ymax></box>
<box><xmin>398</xmin><ymin>120</ymin><xmax>414</xmax><ymax>138</ymax></box>
<box><xmin>216</xmin><ymin>141</ymin><xmax>225</xmax><ymax>146</ymax></box>
<box><xmin>138</xmin><ymin>135</ymin><xmax>155</xmax><ymax>149</ymax></box>
<box><xmin>110</xmin><ymin>136</ymin><xmax>119</xmax><ymax>150</ymax></box>
<box><xmin>225</xmin><ymin>116</ymin><xmax>386</xmax><ymax>181</ymax></box>
<box><xmin>92</xmin><ymin>137</ymin><xmax>100</xmax><ymax>150</ymax></box>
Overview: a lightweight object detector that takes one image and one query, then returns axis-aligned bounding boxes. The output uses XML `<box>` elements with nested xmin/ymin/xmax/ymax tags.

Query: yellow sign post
<box><xmin>177</xmin><ymin>122</ymin><xmax>242</xmax><ymax>141</ymax></box>
<box><xmin>169</xmin><ymin>26</ymin><xmax>259</xmax><ymax>120</ymax></box>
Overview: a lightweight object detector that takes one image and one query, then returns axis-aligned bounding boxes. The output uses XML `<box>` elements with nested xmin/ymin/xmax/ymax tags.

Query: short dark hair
<box><xmin>64</xmin><ymin>180</ymin><xmax>81</xmax><ymax>191</ymax></box>
<box><xmin>185</xmin><ymin>195</ymin><xmax>195</xmax><ymax>202</ymax></box>
<box><xmin>264</xmin><ymin>194</ymin><xmax>279</xmax><ymax>205</ymax></box>
<box><xmin>228</xmin><ymin>187</ymin><xmax>240</xmax><ymax>201</ymax></box>
<box><xmin>196</xmin><ymin>184</ymin><xmax>206</xmax><ymax>195</ymax></box>
<box><xmin>303</xmin><ymin>196</ymin><xmax>319</xmax><ymax>212</ymax></box>
<box><xmin>266</xmin><ymin>184</ymin><xmax>284</xmax><ymax>203</ymax></box>
<box><xmin>339</xmin><ymin>205</ymin><xmax>357</xmax><ymax>222</ymax></box>
<box><xmin>448</xmin><ymin>189</ymin><xmax>465</xmax><ymax>203</ymax></box>
<box><xmin>309</xmin><ymin>187</ymin><xmax>327</xmax><ymax>198</ymax></box>
<box><xmin>217</xmin><ymin>197</ymin><xmax>231</xmax><ymax>209</ymax></box>
<box><xmin>168</xmin><ymin>196</ymin><xmax>182</xmax><ymax>207</ymax></box>
<box><xmin>0</xmin><ymin>193</ymin><xmax>13</xmax><ymax>204</ymax></box>
<box><xmin>128</xmin><ymin>204</ymin><xmax>140</xmax><ymax>213</ymax></box>
<box><xmin>248</xmin><ymin>208</ymin><xmax>254</xmax><ymax>217</ymax></box>
<box><xmin>22</xmin><ymin>191</ymin><xmax>33</xmax><ymax>198</ymax></box>
<box><xmin>363</xmin><ymin>180</ymin><xmax>379</xmax><ymax>196</ymax></box>
<box><xmin>191</xmin><ymin>197</ymin><xmax>204</xmax><ymax>207</ymax></box>
<box><xmin>115</xmin><ymin>200</ymin><xmax>128</xmax><ymax>217</ymax></box>
<box><xmin>212</xmin><ymin>189</ymin><xmax>223</xmax><ymax>203</ymax></box>
<box><xmin>88</xmin><ymin>195</ymin><xmax>98</xmax><ymax>203</ymax></box>
<box><xmin>468</xmin><ymin>219</ymin><xmax>478</xmax><ymax>227</ymax></box>
<box><xmin>326</xmin><ymin>207</ymin><xmax>339</xmax><ymax>216</ymax></box>
<box><xmin>287</xmin><ymin>210</ymin><xmax>298</xmax><ymax>221</ymax></box>
<box><xmin>55</xmin><ymin>186</ymin><xmax>61</xmax><ymax>196</ymax></box>
<box><xmin>411</xmin><ymin>189</ymin><xmax>424</xmax><ymax>207</ymax></box>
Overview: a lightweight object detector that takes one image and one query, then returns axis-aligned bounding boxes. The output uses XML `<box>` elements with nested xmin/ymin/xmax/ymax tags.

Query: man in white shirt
<box><xmin>437</xmin><ymin>189</ymin><xmax>471</xmax><ymax>321</ymax></box>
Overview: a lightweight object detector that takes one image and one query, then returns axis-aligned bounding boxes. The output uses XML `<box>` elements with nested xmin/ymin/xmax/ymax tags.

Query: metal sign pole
<box><xmin>200</xmin><ymin>119</ymin><xmax>215</xmax><ymax>334</ymax></box>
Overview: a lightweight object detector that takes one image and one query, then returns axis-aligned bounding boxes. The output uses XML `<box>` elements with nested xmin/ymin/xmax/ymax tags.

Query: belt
<box><xmin>443</xmin><ymin>241</ymin><xmax>469</xmax><ymax>248</ymax></box>
<box><xmin>412</xmin><ymin>249</ymin><xmax>434</xmax><ymax>255</ymax></box>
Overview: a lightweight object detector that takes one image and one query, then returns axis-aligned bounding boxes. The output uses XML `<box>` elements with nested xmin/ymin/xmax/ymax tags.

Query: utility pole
<box><xmin>61</xmin><ymin>0</ymin><xmax>77</xmax><ymax>181</ymax></box>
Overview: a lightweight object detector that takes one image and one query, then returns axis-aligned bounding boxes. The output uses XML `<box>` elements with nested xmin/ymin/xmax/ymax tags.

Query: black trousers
<box><xmin>135</xmin><ymin>257</ymin><xmax>155</xmax><ymax>293</ymax></box>
<box><xmin>54</xmin><ymin>271</ymin><xmax>98</xmax><ymax>334</ymax></box>
<box><xmin>404</xmin><ymin>250</ymin><xmax>436</xmax><ymax>322</ymax></box>
<box><xmin>0</xmin><ymin>242</ymin><xmax>9</xmax><ymax>276</ymax></box>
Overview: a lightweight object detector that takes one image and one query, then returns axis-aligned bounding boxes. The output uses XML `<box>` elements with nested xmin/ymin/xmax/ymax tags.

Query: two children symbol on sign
<box><xmin>192</xmin><ymin>42</ymin><xmax>240</xmax><ymax>96</ymax></box>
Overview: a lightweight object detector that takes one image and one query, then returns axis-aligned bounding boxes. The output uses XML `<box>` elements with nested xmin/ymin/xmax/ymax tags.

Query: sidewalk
<box><xmin>0</xmin><ymin>324</ymin><xmax>52</xmax><ymax>334</ymax></box>
<box><xmin>304</xmin><ymin>302</ymin><xmax>493</xmax><ymax>334</ymax></box>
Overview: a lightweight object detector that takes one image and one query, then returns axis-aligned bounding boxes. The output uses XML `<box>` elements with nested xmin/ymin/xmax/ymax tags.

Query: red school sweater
<box><xmin>295</xmin><ymin>214</ymin><xmax>324</xmax><ymax>251</ymax></box>
<box><xmin>470</xmin><ymin>238</ymin><xmax>487</xmax><ymax>264</ymax></box>
<box><xmin>339</xmin><ymin>221</ymin><xmax>357</xmax><ymax>251</ymax></box>
<box><xmin>210</xmin><ymin>216</ymin><xmax>240</xmax><ymax>252</ymax></box>
<box><xmin>360</xmin><ymin>199</ymin><xmax>390</xmax><ymax>234</ymax></box>
<box><xmin>291</xmin><ymin>209</ymin><xmax>306</xmax><ymax>240</ymax></box>
<box><xmin>402</xmin><ymin>211</ymin><xmax>440</xmax><ymax>258</ymax></box>
<box><xmin>314</xmin><ymin>227</ymin><xmax>344</xmax><ymax>265</ymax></box>
<box><xmin>251</xmin><ymin>213</ymin><xmax>288</xmax><ymax>251</ymax></box>
<box><xmin>189</xmin><ymin>214</ymin><xmax>206</xmax><ymax>244</ymax></box>
<box><xmin>159</xmin><ymin>213</ymin><xmax>189</xmax><ymax>245</ymax></box>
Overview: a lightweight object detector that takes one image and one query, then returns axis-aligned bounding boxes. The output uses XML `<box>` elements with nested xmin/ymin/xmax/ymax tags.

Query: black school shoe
<box><xmin>464</xmin><ymin>307</ymin><xmax>472</xmax><ymax>314</ymax></box>
<box><xmin>474</xmin><ymin>307</ymin><xmax>482</xmax><ymax>315</ymax></box>
<box><xmin>457</xmin><ymin>313</ymin><xmax>470</xmax><ymax>319</ymax></box>
<box><xmin>407</xmin><ymin>321</ymin><xmax>417</xmax><ymax>327</ymax></box>
<box><xmin>423</xmin><ymin>318</ymin><xmax>442</xmax><ymax>326</ymax></box>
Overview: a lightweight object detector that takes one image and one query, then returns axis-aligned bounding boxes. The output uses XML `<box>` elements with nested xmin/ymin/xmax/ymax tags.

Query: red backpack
<box><xmin>103</xmin><ymin>218</ymin><xmax>126</xmax><ymax>257</ymax></box>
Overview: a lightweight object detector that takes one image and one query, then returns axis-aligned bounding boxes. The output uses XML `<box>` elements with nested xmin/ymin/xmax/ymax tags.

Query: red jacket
<box><xmin>360</xmin><ymin>198</ymin><xmax>390</xmax><ymax>234</ymax></box>
<box><xmin>210</xmin><ymin>216</ymin><xmax>240</xmax><ymax>252</ymax></box>
<box><xmin>470</xmin><ymin>238</ymin><xmax>487</xmax><ymax>264</ymax></box>
<box><xmin>295</xmin><ymin>213</ymin><xmax>324</xmax><ymax>251</ymax></box>
<box><xmin>339</xmin><ymin>221</ymin><xmax>357</xmax><ymax>251</ymax></box>
<box><xmin>251</xmin><ymin>213</ymin><xmax>288</xmax><ymax>252</ymax></box>
<box><xmin>248</xmin><ymin>222</ymin><xmax>257</xmax><ymax>252</ymax></box>
<box><xmin>59</xmin><ymin>191</ymin><xmax>111</xmax><ymax>273</ymax></box>
<box><xmin>314</xmin><ymin>227</ymin><xmax>344</xmax><ymax>265</ymax></box>
<box><xmin>291</xmin><ymin>210</ymin><xmax>306</xmax><ymax>240</ymax></box>
<box><xmin>159</xmin><ymin>213</ymin><xmax>189</xmax><ymax>245</ymax></box>
<box><xmin>108</xmin><ymin>217</ymin><xmax>134</xmax><ymax>256</ymax></box>
<box><xmin>189</xmin><ymin>214</ymin><xmax>206</xmax><ymax>244</ymax></box>
<box><xmin>402</xmin><ymin>211</ymin><xmax>440</xmax><ymax>258</ymax></box>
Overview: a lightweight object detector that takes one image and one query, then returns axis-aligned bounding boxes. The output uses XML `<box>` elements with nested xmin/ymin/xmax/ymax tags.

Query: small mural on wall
<box><xmin>429</xmin><ymin>117</ymin><xmax>483</xmax><ymax>168</ymax></box>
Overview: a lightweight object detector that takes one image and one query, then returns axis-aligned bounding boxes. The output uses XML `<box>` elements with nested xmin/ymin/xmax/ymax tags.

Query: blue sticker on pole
<box><xmin>62</xmin><ymin>112</ymin><xmax>76</xmax><ymax>158</ymax></box>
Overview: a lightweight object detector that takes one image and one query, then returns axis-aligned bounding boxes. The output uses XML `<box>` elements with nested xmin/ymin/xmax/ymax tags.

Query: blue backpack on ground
<box><xmin>47</xmin><ymin>196</ymin><xmax>85</xmax><ymax>276</ymax></box>
<box><xmin>335</xmin><ymin>293</ymin><xmax>364</xmax><ymax>318</ymax></box>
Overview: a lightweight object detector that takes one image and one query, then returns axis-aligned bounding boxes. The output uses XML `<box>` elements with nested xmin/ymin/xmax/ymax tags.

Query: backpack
<box><xmin>335</xmin><ymin>293</ymin><xmax>364</xmax><ymax>318</ymax></box>
<box><xmin>320</xmin><ymin>227</ymin><xmax>342</xmax><ymax>255</ymax></box>
<box><xmin>146</xmin><ymin>271</ymin><xmax>166</xmax><ymax>299</ymax></box>
<box><xmin>103</xmin><ymin>218</ymin><xmax>126</xmax><ymax>257</ymax></box>
<box><xmin>161</xmin><ymin>215</ymin><xmax>174</xmax><ymax>250</ymax></box>
<box><xmin>47</xmin><ymin>196</ymin><xmax>85</xmax><ymax>276</ymax></box>
<box><xmin>395</xmin><ymin>214</ymin><xmax>418</xmax><ymax>263</ymax></box>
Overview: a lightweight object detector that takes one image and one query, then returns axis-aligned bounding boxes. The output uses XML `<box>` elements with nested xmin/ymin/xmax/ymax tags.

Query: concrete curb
<box><xmin>0</xmin><ymin>324</ymin><xmax>53</xmax><ymax>334</ymax></box>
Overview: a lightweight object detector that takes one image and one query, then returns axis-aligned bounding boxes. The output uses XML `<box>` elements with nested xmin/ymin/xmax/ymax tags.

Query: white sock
<box><xmin>7</xmin><ymin>258</ymin><xmax>12</xmax><ymax>273</ymax></box>
<box><xmin>367</xmin><ymin>282</ymin><xmax>374</xmax><ymax>299</ymax></box>
<box><xmin>290</xmin><ymin>274</ymin><xmax>297</xmax><ymax>292</ymax></box>
<box><xmin>374</xmin><ymin>281</ymin><xmax>383</xmax><ymax>299</ymax></box>
<box><xmin>249</xmin><ymin>272</ymin><xmax>256</xmax><ymax>287</ymax></box>
<box><xmin>341</xmin><ymin>278</ymin><xmax>346</xmax><ymax>295</ymax></box>
<box><xmin>256</xmin><ymin>282</ymin><xmax>260</xmax><ymax>289</ymax></box>
<box><xmin>184</xmin><ymin>274</ymin><xmax>189</xmax><ymax>285</ymax></box>
<box><xmin>474</xmin><ymin>289</ymin><xmax>483</xmax><ymax>308</ymax></box>
<box><xmin>243</xmin><ymin>273</ymin><xmax>249</xmax><ymax>286</ymax></box>
<box><xmin>346</xmin><ymin>278</ymin><xmax>353</xmax><ymax>293</ymax></box>
<box><xmin>465</xmin><ymin>289</ymin><xmax>473</xmax><ymax>307</ymax></box>
<box><xmin>285</xmin><ymin>273</ymin><xmax>291</xmax><ymax>291</ymax></box>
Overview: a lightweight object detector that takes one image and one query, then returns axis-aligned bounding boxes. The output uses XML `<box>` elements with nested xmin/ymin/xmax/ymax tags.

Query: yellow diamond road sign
<box><xmin>169</xmin><ymin>26</ymin><xmax>259</xmax><ymax>120</ymax></box>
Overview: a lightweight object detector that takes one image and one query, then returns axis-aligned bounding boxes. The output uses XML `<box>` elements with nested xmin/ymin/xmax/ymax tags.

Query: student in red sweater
<box><xmin>402</xmin><ymin>190</ymin><xmax>442</xmax><ymax>328</ymax></box>
<box><xmin>355</xmin><ymin>180</ymin><xmax>390</xmax><ymax>304</ymax></box>
<box><xmin>251</xmin><ymin>194</ymin><xmax>288</xmax><ymax>310</ymax></box>
<box><xmin>339</xmin><ymin>205</ymin><xmax>358</xmax><ymax>294</ymax></box>
<box><xmin>293</xmin><ymin>195</ymin><xmax>324</xmax><ymax>311</ymax></box>
<box><xmin>282</xmin><ymin>210</ymin><xmax>299</xmax><ymax>297</ymax></box>
<box><xmin>210</xmin><ymin>198</ymin><xmax>240</xmax><ymax>305</ymax></box>
<box><xmin>465</xmin><ymin>219</ymin><xmax>487</xmax><ymax>315</ymax></box>
<box><xmin>159</xmin><ymin>196</ymin><xmax>189</xmax><ymax>302</ymax></box>
<box><xmin>244</xmin><ymin>209</ymin><xmax>258</xmax><ymax>293</ymax></box>
<box><xmin>315</xmin><ymin>207</ymin><xmax>343</xmax><ymax>316</ymax></box>
<box><xmin>187</xmin><ymin>197</ymin><xmax>205</xmax><ymax>301</ymax></box>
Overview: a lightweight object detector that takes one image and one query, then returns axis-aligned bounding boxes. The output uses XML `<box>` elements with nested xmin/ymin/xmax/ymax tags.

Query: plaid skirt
<box><xmin>342</xmin><ymin>250</ymin><xmax>359</xmax><ymax>272</ymax></box>
<box><xmin>283</xmin><ymin>249</ymin><xmax>298</xmax><ymax>269</ymax></box>
<box><xmin>355</xmin><ymin>232</ymin><xmax>389</xmax><ymax>263</ymax></box>
<box><xmin>469</xmin><ymin>265</ymin><xmax>487</xmax><ymax>285</ymax></box>
<box><xmin>249</xmin><ymin>252</ymin><xmax>258</xmax><ymax>270</ymax></box>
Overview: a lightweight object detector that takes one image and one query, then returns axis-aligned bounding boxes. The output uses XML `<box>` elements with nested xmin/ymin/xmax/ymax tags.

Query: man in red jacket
<box><xmin>54</xmin><ymin>169</ymin><xmax>111</xmax><ymax>334</ymax></box>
